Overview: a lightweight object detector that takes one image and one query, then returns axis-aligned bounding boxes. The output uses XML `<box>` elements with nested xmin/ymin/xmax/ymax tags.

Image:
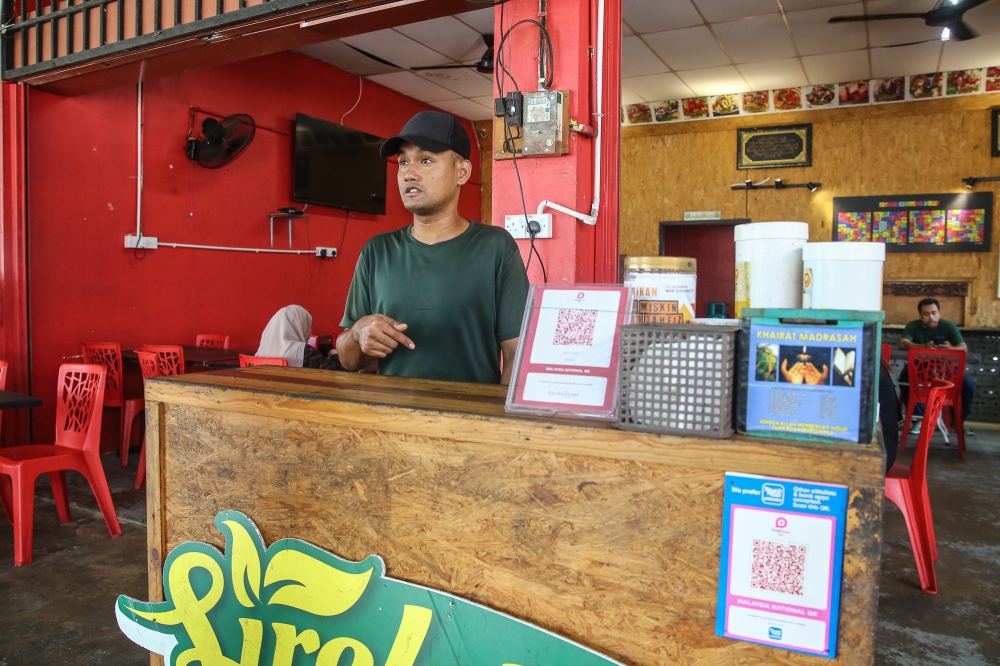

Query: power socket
<box><xmin>315</xmin><ymin>247</ymin><xmax>338</xmax><ymax>258</ymax></box>
<box><xmin>504</xmin><ymin>214</ymin><xmax>552</xmax><ymax>239</ymax></box>
<box><xmin>124</xmin><ymin>235</ymin><xmax>158</xmax><ymax>249</ymax></box>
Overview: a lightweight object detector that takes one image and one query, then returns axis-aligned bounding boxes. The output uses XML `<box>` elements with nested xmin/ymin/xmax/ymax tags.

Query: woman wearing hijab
<box><xmin>256</xmin><ymin>305</ymin><xmax>342</xmax><ymax>370</ymax></box>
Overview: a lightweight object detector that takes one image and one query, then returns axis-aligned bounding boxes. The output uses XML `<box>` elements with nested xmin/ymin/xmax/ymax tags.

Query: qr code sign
<box><xmin>553</xmin><ymin>309</ymin><xmax>598</xmax><ymax>346</ymax></box>
<box><xmin>751</xmin><ymin>539</ymin><xmax>806</xmax><ymax>596</ymax></box>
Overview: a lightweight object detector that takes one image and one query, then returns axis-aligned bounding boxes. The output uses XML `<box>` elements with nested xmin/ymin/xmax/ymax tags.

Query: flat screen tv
<box><xmin>293</xmin><ymin>113</ymin><xmax>387</xmax><ymax>215</ymax></box>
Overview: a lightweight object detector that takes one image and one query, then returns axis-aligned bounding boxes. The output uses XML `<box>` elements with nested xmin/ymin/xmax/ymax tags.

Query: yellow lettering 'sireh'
<box><xmin>131</xmin><ymin>519</ymin><xmax>431</xmax><ymax>666</ymax></box>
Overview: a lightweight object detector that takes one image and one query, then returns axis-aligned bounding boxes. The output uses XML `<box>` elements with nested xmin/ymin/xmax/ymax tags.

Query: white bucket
<box><xmin>734</xmin><ymin>222</ymin><xmax>810</xmax><ymax>317</ymax></box>
<box><xmin>802</xmin><ymin>242</ymin><xmax>886</xmax><ymax>311</ymax></box>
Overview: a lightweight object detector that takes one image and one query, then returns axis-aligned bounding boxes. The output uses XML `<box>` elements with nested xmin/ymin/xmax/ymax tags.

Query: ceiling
<box><xmin>297</xmin><ymin>0</ymin><xmax>1000</xmax><ymax>120</ymax></box>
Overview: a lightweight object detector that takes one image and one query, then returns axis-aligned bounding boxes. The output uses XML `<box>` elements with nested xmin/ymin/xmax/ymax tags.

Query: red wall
<box><xmin>26</xmin><ymin>50</ymin><xmax>480</xmax><ymax>441</ymax></box>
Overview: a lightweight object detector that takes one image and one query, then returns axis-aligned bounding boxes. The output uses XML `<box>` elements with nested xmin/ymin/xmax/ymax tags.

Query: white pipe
<box><xmin>591</xmin><ymin>0</ymin><xmax>605</xmax><ymax>219</ymax></box>
<box><xmin>136</xmin><ymin>81</ymin><xmax>143</xmax><ymax>237</ymax></box>
<box><xmin>536</xmin><ymin>0</ymin><xmax>605</xmax><ymax>227</ymax></box>
<box><xmin>158</xmin><ymin>242</ymin><xmax>315</xmax><ymax>255</ymax></box>
<box><xmin>537</xmin><ymin>199</ymin><xmax>594</xmax><ymax>225</ymax></box>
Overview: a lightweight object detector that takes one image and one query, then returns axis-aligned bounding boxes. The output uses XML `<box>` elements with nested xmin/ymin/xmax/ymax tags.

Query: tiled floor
<box><xmin>1</xmin><ymin>431</ymin><xmax>999</xmax><ymax>665</ymax></box>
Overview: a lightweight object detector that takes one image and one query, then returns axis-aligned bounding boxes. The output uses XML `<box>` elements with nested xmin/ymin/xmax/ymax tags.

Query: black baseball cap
<box><xmin>380</xmin><ymin>111</ymin><xmax>471</xmax><ymax>160</ymax></box>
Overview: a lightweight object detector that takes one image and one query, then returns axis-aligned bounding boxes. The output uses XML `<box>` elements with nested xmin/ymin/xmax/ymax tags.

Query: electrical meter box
<box><xmin>522</xmin><ymin>90</ymin><xmax>564</xmax><ymax>156</ymax></box>
<box><xmin>493</xmin><ymin>90</ymin><xmax>570</xmax><ymax>160</ymax></box>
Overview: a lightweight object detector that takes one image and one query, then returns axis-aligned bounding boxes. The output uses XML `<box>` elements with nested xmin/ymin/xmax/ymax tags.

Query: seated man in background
<box><xmin>898</xmin><ymin>297</ymin><xmax>975</xmax><ymax>426</ymax></box>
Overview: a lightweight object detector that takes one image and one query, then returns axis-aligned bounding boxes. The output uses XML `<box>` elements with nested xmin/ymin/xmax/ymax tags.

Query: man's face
<box><xmin>919</xmin><ymin>304</ymin><xmax>941</xmax><ymax>328</ymax></box>
<box><xmin>396</xmin><ymin>143</ymin><xmax>471</xmax><ymax>216</ymax></box>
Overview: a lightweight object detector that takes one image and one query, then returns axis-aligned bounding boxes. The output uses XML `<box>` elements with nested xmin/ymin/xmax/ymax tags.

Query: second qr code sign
<box><xmin>717</xmin><ymin>473</ymin><xmax>848</xmax><ymax>658</ymax></box>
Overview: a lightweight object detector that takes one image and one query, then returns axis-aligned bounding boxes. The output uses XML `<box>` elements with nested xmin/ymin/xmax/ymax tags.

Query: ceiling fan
<box><xmin>345</xmin><ymin>33</ymin><xmax>494</xmax><ymax>75</ymax></box>
<box><xmin>828</xmin><ymin>0</ymin><xmax>992</xmax><ymax>42</ymax></box>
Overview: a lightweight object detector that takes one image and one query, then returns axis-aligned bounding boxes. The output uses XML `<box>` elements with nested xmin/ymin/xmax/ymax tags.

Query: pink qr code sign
<box><xmin>553</xmin><ymin>309</ymin><xmax>598</xmax><ymax>346</ymax></box>
<box><xmin>750</xmin><ymin>539</ymin><xmax>806</xmax><ymax>596</ymax></box>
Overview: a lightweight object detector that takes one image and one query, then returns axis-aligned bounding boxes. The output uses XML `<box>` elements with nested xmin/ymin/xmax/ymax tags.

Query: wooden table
<box><xmin>122</xmin><ymin>345</ymin><xmax>253</xmax><ymax>368</ymax></box>
<box><xmin>0</xmin><ymin>390</ymin><xmax>41</xmax><ymax>410</ymax></box>
<box><xmin>142</xmin><ymin>368</ymin><xmax>885</xmax><ymax>665</ymax></box>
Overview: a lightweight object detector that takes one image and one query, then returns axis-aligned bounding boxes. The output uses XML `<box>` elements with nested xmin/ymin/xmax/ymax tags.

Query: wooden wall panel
<box><xmin>621</xmin><ymin>94</ymin><xmax>1000</xmax><ymax>326</ymax></box>
<box><xmin>474</xmin><ymin>119</ymin><xmax>493</xmax><ymax>226</ymax></box>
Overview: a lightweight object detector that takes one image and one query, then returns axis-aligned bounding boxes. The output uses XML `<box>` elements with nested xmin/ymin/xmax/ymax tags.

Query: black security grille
<box><xmin>0</xmin><ymin>0</ymin><xmax>355</xmax><ymax>81</ymax></box>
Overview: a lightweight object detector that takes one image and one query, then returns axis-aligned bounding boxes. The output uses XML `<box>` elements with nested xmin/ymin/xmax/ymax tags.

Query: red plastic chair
<box><xmin>239</xmin><ymin>354</ymin><xmax>288</xmax><ymax>367</ymax></box>
<box><xmin>900</xmin><ymin>347</ymin><xmax>967</xmax><ymax>459</ymax></box>
<box><xmin>881</xmin><ymin>343</ymin><xmax>891</xmax><ymax>365</ymax></box>
<box><xmin>0</xmin><ymin>364</ymin><xmax>121</xmax><ymax>565</ymax></box>
<box><xmin>133</xmin><ymin>352</ymin><xmax>162</xmax><ymax>490</ymax></box>
<box><xmin>0</xmin><ymin>360</ymin><xmax>8</xmax><ymax>434</ymax></box>
<box><xmin>140</xmin><ymin>345</ymin><xmax>185</xmax><ymax>376</ymax></box>
<box><xmin>195</xmin><ymin>334</ymin><xmax>230</xmax><ymax>349</ymax></box>
<box><xmin>81</xmin><ymin>342</ymin><xmax>145</xmax><ymax>468</ymax></box>
<box><xmin>886</xmin><ymin>379</ymin><xmax>950</xmax><ymax>594</ymax></box>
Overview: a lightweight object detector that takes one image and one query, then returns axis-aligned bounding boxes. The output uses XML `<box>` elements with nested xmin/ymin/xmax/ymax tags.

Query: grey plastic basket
<box><xmin>617</xmin><ymin>323</ymin><xmax>739</xmax><ymax>438</ymax></box>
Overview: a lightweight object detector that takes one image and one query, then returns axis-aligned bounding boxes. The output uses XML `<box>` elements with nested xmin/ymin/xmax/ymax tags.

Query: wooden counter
<box><xmin>143</xmin><ymin>368</ymin><xmax>885</xmax><ymax>665</ymax></box>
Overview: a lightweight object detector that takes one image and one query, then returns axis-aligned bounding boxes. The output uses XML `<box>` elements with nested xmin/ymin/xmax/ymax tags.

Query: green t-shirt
<box><xmin>341</xmin><ymin>221</ymin><xmax>529</xmax><ymax>384</ymax></box>
<box><xmin>901</xmin><ymin>319</ymin><xmax>964</xmax><ymax>346</ymax></box>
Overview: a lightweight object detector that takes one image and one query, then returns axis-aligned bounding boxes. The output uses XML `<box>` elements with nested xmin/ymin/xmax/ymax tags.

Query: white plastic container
<box><xmin>802</xmin><ymin>242</ymin><xmax>886</xmax><ymax>311</ymax></box>
<box><xmin>734</xmin><ymin>222</ymin><xmax>810</xmax><ymax>317</ymax></box>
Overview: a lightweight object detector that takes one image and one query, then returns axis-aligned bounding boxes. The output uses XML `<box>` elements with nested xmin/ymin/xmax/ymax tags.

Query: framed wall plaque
<box><xmin>737</xmin><ymin>124</ymin><xmax>812</xmax><ymax>170</ymax></box>
<box><xmin>832</xmin><ymin>192</ymin><xmax>993</xmax><ymax>252</ymax></box>
<box><xmin>992</xmin><ymin>107</ymin><xmax>1000</xmax><ymax>157</ymax></box>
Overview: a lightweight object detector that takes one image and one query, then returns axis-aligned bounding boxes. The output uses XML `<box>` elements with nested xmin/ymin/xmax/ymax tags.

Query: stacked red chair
<box><xmin>239</xmin><ymin>354</ymin><xmax>288</xmax><ymax>367</ymax></box>
<box><xmin>0</xmin><ymin>360</ymin><xmax>8</xmax><ymax>433</ymax></box>
<box><xmin>133</xmin><ymin>351</ymin><xmax>162</xmax><ymax>489</ymax></box>
<box><xmin>901</xmin><ymin>347</ymin><xmax>967</xmax><ymax>459</ymax></box>
<box><xmin>880</xmin><ymin>343</ymin><xmax>892</xmax><ymax>365</ymax></box>
<box><xmin>886</xmin><ymin>379</ymin><xmax>951</xmax><ymax>594</ymax></box>
<box><xmin>0</xmin><ymin>364</ymin><xmax>121</xmax><ymax>565</ymax></box>
<box><xmin>81</xmin><ymin>342</ymin><xmax>145</xmax><ymax>468</ymax></box>
<box><xmin>195</xmin><ymin>334</ymin><xmax>230</xmax><ymax>349</ymax></box>
<box><xmin>140</xmin><ymin>345</ymin><xmax>185</xmax><ymax>376</ymax></box>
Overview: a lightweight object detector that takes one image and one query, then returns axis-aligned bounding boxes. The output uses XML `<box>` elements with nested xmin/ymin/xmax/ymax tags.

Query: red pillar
<box><xmin>492</xmin><ymin>0</ymin><xmax>621</xmax><ymax>284</ymax></box>
<box><xmin>0</xmin><ymin>82</ymin><xmax>31</xmax><ymax>447</ymax></box>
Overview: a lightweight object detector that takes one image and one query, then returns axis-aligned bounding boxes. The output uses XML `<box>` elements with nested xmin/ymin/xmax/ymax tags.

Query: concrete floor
<box><xmin>1</xmin><ymin>435</ymin><xmax>999</xmax><ymax>665</ymax></box>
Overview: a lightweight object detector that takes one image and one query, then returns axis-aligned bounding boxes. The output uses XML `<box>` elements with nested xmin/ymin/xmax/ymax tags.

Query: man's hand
<box><xmin>352</xmin><ymin>314</ymin><xmax>414</xmax><ymax>358</ymax></box>
<box><xmin>932</xmin><ymin>340</ymin><xmax>953</xmax><ymax>349</ymax></box>
<box><xmin>336</xmin><ymin>315</ymin><xmax>414</xmax><ymax>371</ymax></box>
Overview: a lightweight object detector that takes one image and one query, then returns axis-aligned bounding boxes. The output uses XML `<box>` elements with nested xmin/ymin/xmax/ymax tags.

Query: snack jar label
<box><xmin>625</xmin><ymin>272</ymin><xmax>696</xmax><ymax>323</ymax></box>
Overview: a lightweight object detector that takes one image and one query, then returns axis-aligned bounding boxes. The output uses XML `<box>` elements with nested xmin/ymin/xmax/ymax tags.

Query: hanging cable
<box><xmin>497</xmin><ymin>3</ymin><xmax>548</xmax><ymax>283</ymax></box>
<box><xmin>341</xmin><ymin>76</ymin><xmax>363</xmax><ymax>125</ymax></box>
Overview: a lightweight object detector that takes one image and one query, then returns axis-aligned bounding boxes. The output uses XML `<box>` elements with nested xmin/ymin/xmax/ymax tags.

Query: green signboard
<box><xmin>117</xmin><ymin>510</ymin><xmax>624</xmax><ymax>666</ymax></box>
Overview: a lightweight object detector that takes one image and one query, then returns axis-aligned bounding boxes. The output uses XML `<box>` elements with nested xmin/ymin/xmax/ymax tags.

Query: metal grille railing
<box><xmin>0</xmin><ymin>0</ymin><xmax>319</xmax><ymax>79</ymax></box>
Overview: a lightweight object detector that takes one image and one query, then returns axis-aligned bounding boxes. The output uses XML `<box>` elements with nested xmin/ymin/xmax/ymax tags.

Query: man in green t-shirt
<box><xmin>336</xmin><ymin>111</ymin><xmax>529</xmax><ymax>385</ymax></box>
<box><xmin>898</xmin><ymin>297</ymin><xmax>974</xmax><ymax>420</ymax></box>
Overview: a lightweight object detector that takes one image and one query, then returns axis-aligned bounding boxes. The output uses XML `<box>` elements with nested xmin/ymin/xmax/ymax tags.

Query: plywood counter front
<box><xmin>143</xmin><ymin>368</ymin><xmax>884</xmax><ymax>665</ymax></box>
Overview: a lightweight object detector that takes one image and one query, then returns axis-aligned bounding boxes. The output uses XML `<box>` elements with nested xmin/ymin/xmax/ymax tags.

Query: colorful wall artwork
<box><xmin>833</xmin><ymin>193</ymin><xmax>993</xmax><ymax>252</ymax></box>
<box><xmin>836</xmin><ymin>212</ymin><xmax>870</xmax><ymax>242</ymax></box>
<box><xmin>910</xmin><ymin>210</ymin><xmax>946</xmax><ymax>244</ymax></box>
<box><xmin>871</xmin><ymin>211</ymin><xmax>908</xmax><ymax>244</ymax></box>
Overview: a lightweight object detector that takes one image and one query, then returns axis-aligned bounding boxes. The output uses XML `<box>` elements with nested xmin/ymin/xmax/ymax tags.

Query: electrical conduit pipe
<box><xmin>536</xmin><ymin>0</ymin><xmax>606</xmax><ymax>227</ymax></box>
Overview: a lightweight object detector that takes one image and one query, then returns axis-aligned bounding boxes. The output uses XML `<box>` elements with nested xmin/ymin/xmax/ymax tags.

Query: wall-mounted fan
<box><xmin>186</xmin><ymin>114</ymin><xmax>256</xmax><ymax>169</ymax></box>
<box><xmin>344</xmin><ymin>33</ymin><xmax>494</xmax><ymax>75</ymax></box>
<box><xmin>828</xmin><ymin>0</ymin><xmax>992</xmax><ymax>42</ymax></box>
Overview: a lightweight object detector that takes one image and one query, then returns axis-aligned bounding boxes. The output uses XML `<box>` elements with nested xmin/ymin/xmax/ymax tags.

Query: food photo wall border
<box><xmin>832</xmin><ymin>193</ymin><xmax>994</xmax><ymax>253</ymax></box>
<box><xmin>622</xmin><ymin>67</ymin><xmax>1000</xmax><ymax>126</ymax></box>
